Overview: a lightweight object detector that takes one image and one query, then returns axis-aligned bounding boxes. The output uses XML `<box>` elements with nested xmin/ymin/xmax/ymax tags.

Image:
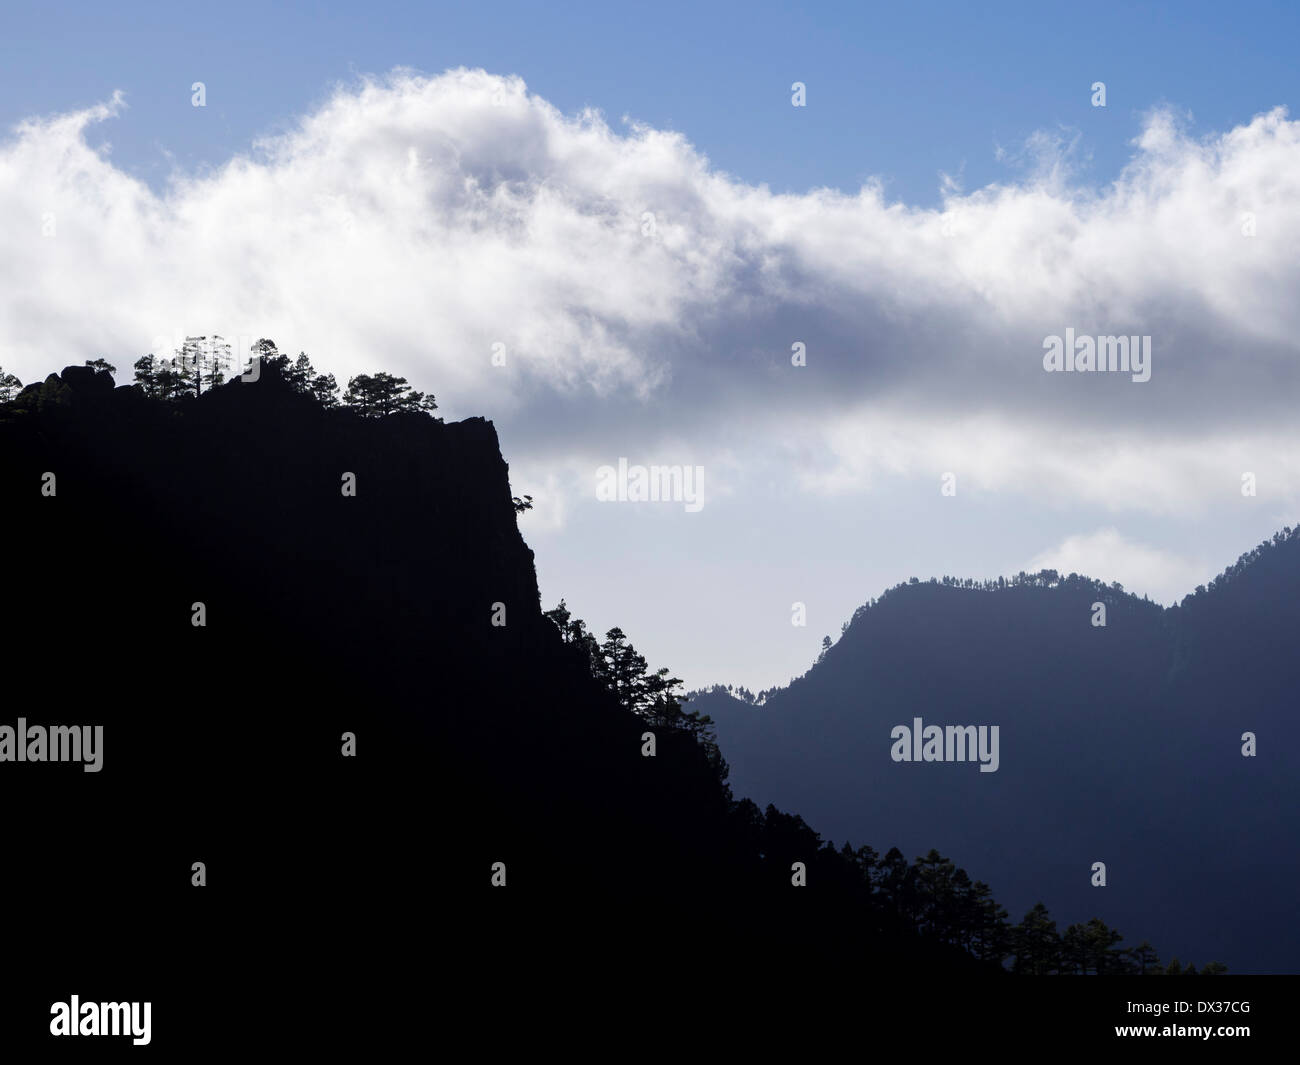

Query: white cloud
<box><xmin>796</xmin><ymin>407</ymin><xmax>1300</xmax><ymax>517</ymax></box>
<box><xmin>3</xmin><ymin>69</ymin><xmax>1300</xmax><ymax>520</ymax></box>
<box><xmin>1025</xmin><ymin>528</ymin><xmax>1210</xmax><ymax>604</ymax></box>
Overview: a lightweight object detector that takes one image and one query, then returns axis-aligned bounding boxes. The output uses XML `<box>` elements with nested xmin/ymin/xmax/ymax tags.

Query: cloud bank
<box><xmin>3</xmin><ymin>68</ymin><xmax>1299</xmax><ymax>519</ymax></box>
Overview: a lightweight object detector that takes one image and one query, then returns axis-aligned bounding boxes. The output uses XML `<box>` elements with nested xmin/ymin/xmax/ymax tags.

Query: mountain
<box><xmin>1</xmin><ymin>361</ymin><xmax>993</xmax><ymax>1046</ymax></box>
<box><xmin>690</xmin><ymin>546</ymin><xmax>1300</xmax><ymax>973</ymax></box>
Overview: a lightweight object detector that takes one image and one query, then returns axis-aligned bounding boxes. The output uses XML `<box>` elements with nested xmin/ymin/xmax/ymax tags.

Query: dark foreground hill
<box><xmin>1</xmin><ymin>362</ymin><xmax>998</xmax><ymax>1045</ymax></box>
<box><xmin>691</xmin><ymin>546</ymin><xmax>1300</xmax><ymax>974</ymax></box>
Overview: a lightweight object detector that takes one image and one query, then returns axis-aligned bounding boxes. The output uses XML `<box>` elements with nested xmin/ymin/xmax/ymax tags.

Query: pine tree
<box><xmin>309</xmin><ymin>371</ymin><xmax>339</xmax><ymax>407</ymax></box>
<box><xmin>874</xmin><ymin>847</ymin><xmax>919</xmax><ymax>930</ymax></box>
<box><xmin>133</xmin><ymin>355</ymin><xmax>159</xmax><ymax>398</ymax></box>
<box><xmin>1083</xmin><ymin>917</ymin><xmax>1125</xmax><ymax>974</ymax></box>
<box><xmin>914</xmin><ymin>849</ymin><xmax>958</xmax><ymax>941</ymax></box>
<box><xmin>1127</xmin><ymin>940</ymin><xmax>1161</xmax><ymax>975</ymax></box>
<box><xmin>0</xmin><ymin>366</ymin><xmax>23</xmax><ymax>402</ymax></box>
<box><xmin>341</xmin><ymin>370</ymin><xmax>438</xmax><ymax>417</ymax></box>
<box><xmin>289</xmin><ymin>353</ymin><xmax>314</xmax><ymax>393</ymax></box>
<box><xmin>1013</xmin><ymin>903</ymin><xmax>1062</xmax><ymax>975</ymax></box>
<box><xmin>176</xmin><ymin>335</ymin><xmax>229</xmax><ymax>395</ymax></box>
<box><xmin>598</xmin><ymin>627</ymin><xmax>648</xmax><ymax>715</ymax></box>
<box><xmin>971</xmin><ymin>880</ymin><xmax>1011</xmax><ymax>964</ymax></box>
<box><xmin>247</xmin><ymin>338</ymin><xmax>281</xmax><ymax>379</ymax></box>
<box><xmin>154</xmin><ymin>356</ymin><xmax>194</xmax><ymax>401</ymax></box>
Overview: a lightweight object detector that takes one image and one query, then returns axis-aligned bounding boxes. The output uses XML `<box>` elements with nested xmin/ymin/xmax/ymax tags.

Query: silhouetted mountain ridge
<box><xmin>3</xmin><ymin>360</ymin><xmax>997</xmax><ymax>989</ymax></box>
<box><xmin>690</xmin><ymin>532</ymin><xmax>1300</xmax><ymax>972</ymax></box>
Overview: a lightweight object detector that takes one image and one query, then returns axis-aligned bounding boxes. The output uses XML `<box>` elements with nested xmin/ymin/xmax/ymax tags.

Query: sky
<box><xmin>2</xmin><ymin>1</ymin><xmax>1299</xmax><ymax>690</ymax></box>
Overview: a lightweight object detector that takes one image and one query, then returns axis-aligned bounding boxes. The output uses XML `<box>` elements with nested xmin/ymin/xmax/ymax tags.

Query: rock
<box><xmin>60</xmin><ymin>365</ymin><xmax>114</xmax><ymax>395</ymax></box>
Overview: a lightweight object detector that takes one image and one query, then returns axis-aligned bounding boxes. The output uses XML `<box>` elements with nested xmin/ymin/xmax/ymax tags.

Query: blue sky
<box><xmin>3</xmin><ymin>2</ymin><xmax>1299</xmax><ymax>691</ymax></box>
<box><xmin>5</xmin><ymin>1</ymin><xmax>1297</xmax><ymax>204</ymax></box>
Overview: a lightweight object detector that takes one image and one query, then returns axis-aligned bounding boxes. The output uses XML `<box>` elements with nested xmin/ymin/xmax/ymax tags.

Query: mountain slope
<box><xmin>693</xmin><ymin>553</ymin><xmax>1300</xmax><ymax>973</ymax></box>
<box><xmin>1</xmin><ymin>362</ymin><xmax>991</xmax><ymax>1027</ymax></box>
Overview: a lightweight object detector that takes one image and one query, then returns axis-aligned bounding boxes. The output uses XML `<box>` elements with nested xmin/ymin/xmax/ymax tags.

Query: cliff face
<box><xmin>7</xmin><ymin>366</ymin><xmax>545</xmax><ymax>665</ymax></box>
<box><xmin>2</xmin><ymin>365</ymin><xmax>653</xmax><ymax>894</ymax></box>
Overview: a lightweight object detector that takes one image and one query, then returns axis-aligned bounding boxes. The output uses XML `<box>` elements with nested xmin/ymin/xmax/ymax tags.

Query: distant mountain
<box><xmin>690</xmin><ymin>543</ymin><xmax>1300</xmax><ymax>973</ymax></box>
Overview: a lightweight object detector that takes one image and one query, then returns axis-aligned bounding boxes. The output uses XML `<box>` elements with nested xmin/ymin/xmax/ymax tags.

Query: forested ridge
<box><xmin>691</xmin><ymin>536</ymin><xmax>1300</xmax><ymax>972</ymax></box>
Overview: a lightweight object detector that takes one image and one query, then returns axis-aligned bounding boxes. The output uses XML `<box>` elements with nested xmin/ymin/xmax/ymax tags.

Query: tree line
<box><xmin>737</xmin><ymin>808</ymin><xmax>1226</xmax><ymax>974</ymax></box>
<box><xmin>544</xmin><ymin>599</ymin><xmax>724</xmax><ymax>772</ymax></box>
<box><xmin>0</xmin><ymin>337</ymin><xmax>438</xmax><ymax>419</ymax></box>
<box><xmin>547</xmin><ymin>599</ymin><xmax>1227</xmax><ymax>974</ymax></box>
<box><xmin>863</xmin><ymin>847</ymin><xmax>1225</xmax><ymax>975</ymax></box>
